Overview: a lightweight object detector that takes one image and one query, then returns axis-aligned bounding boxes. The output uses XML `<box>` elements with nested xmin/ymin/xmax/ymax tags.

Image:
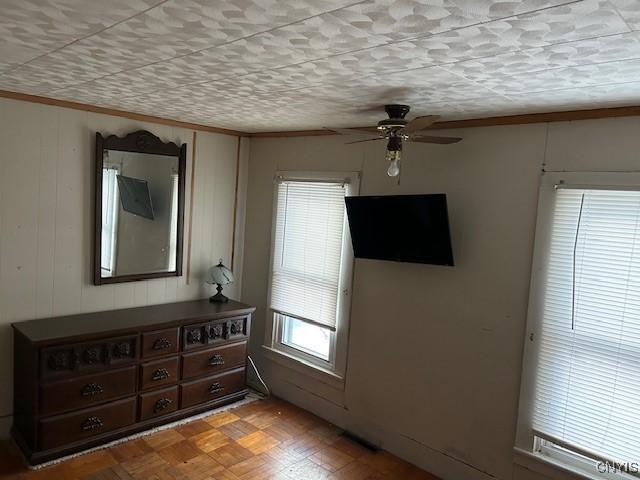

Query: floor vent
<box><xmin>341</xmin><ymin>431</ymin><xmax>379</xmax><ymax>452</ymax></box>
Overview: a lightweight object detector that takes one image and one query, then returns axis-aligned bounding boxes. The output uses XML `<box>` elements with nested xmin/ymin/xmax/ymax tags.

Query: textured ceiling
<box><xmin>1</xmin><ymin>0</ymin><xmax>639</xmax><ymax>132</ymax></box>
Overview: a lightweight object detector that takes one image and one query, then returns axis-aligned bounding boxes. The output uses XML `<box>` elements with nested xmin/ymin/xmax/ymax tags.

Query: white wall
<box><xmin>241</xmin><ymin>116</ymin><xmax>640</xmax><ymax>480</ymax></box>
<box><xmin>0</xmin><ymin>98</ymin><xmax>249</xmax><ymax>435</ymax></box>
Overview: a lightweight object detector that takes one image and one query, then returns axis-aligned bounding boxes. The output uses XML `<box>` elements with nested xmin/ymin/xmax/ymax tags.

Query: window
<box><xmin>517</xmin><ymin>173</ymin><xmax>640</xmax><ymax>477</ymax></box>
<box><xmin>265</xmin><ymin>172</ymin><xmax>358</xmax><ymax>376</ymax></box>
<box><xmin>281</xmin><ymin>315</ymin><xmax>331</xmax><ymax>360</ymax></box>
<box><xmin>167</xmin><ymin>172</ymin><xmax>179</xmax><ymax>271</ymax></box>
<box><xmin>101</xmin><ymin>165</ymin><xmax>120</xmax><ymax>277</ymax></box>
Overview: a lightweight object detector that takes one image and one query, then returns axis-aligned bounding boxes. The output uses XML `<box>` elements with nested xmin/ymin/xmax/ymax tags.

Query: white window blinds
<box><xmin>101</xmin><ymin>167</ymin><xmax>120</xmax><ymax>275</ymax></box>
<box><xmin>269</xmin><ymin>179</ymin><xmax>347</xmax><ymax>331</ymax></box>
<box><xmin>167</xmin><ymin>173</ymin><xmax>179</xmax><ymax>271</ymax></box>
<box><xmin>533</xmin><ymin>187</ymin><xmax>640</xmax><ymax>463</ymax></box>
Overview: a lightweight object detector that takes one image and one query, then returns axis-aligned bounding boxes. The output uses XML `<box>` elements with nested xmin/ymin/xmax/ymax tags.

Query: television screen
<box><xmin>117</xmin><ymin>175</ymin><xmax>155</xmax><ymax>220</ymax></box>
<box><xmin>344</xmin><ymin>194</ymin><xmax>454</xmax><ymax>266</ymax></box>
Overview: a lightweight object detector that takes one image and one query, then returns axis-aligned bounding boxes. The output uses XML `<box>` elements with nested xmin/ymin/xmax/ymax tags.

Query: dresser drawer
<box><xmin>139</xmin><ymin>386</ymin><xmax>178</xmax><ymax>421</ymax></box>
<box><xmin>141</xmin><ymin>328</ymin><xmax>179</xmax><ymax>359</ymax></box>
<box><xmin>40</xmin><ymin>366</ymin><xmax>137</xmax><ymax>417</ymax></box>
<box><xmin>180</xmin><ymin>368</ymin><xmax>246</xmax><ymax>409</ymax></box>
<box><xmin>41</xmin><ymin>335</ymin><xmax>138</xmax><ymax>379</ymax></box>
<box><xmin>182</xmin><ymin>342</ymin><xmax>246</xmax><ymax>380</ymax></box>
<box><xmin>140</xmin><ymin>356</ymin><xmax>179</xmax><ymax>390</ymax></box>
<box><xmin>39</xmin><ymin>397</ymin><xmax>136</xmax><ymax>450</ymax></box>
<box><xmin>182</xmin><ymin>320</ymin><xmax>227</xmax><ymax>351</ymax></box>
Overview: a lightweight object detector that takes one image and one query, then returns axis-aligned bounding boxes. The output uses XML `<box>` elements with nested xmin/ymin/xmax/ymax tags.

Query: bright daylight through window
<box><xmin>519</xmin><ymin>181</ymin><xmax>640</xmax><ymax>477</ymax></box>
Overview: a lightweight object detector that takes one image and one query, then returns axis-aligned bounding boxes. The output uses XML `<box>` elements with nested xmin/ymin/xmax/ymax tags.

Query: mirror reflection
<box><xmin>101</xmin><ymin>150</ymin><xmax>180</xmax><ymax>278</ymax></box>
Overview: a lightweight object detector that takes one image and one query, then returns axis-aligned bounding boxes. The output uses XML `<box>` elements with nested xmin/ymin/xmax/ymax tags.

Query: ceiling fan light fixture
<box><xmin>327</xmin><ymin>104</ymin><xmax>461</xmax><ymax>179</ymax></box>
<box><xmin>386</xmin><ymin>152</ymin><xmax>401</xmax><ymax>177</ymax></box>
<box><xmin>386</xmin><ymin>136</ymin><xmax>402</xmax><ymax>177</ymax></box>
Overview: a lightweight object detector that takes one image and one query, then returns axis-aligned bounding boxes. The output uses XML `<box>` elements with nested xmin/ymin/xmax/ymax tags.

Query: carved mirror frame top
<box><xmin>94</xmin><ymin>130</ymin><xmax>187</xmax><ymax>285</ymax></box>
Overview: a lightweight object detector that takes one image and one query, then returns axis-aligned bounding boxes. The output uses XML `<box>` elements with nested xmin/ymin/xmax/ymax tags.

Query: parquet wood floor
<box><xmin>0</xmin><ymin>397</ymin><xmax>440</xmax><ymax>480</ymax></box>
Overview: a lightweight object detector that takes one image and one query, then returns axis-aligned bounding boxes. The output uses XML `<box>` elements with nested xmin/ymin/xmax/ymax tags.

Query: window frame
<box><xmin>263</xmin><ymin>171</ymin><xmax>360</xmax><ymax>381</ymax></box>
<box><xmin>515</xmin><ymin>171</ymin><xmax>640</xmax><ymax>479</ymax></box>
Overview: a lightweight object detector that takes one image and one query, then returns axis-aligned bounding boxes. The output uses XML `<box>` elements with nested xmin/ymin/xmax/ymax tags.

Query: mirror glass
<box><xmin>100</xmin><ymin>150</ymin><xmax>180</xmax><ymax>279</ymax></box>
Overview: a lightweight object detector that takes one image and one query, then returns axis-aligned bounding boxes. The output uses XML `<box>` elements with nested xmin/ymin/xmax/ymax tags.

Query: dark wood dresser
<box><xmin>11</xmin><ymin>299</ymin><xmax>254</xmax><ymax>465</ymax></box>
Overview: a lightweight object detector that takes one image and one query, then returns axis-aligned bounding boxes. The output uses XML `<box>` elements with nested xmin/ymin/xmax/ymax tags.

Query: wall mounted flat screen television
<box><xmin>344</xmin><ymin>194</ymin><xmax>454</xmax><ymax>266</ymax></box>
<box><xmin>117</xmin><ymin>174</ymin><xmax>155</xmax><ymax>220</ymax></box>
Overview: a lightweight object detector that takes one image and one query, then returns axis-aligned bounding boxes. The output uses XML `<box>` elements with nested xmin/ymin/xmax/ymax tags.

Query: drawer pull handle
<box><xmin>81</xmin><ymin>416</ymin><xmax>103</xmax><ymax>431</ymax></box>
<box><xmin>209</xmin><ymin>355</ymin><xmax>225</xmax><ymax>366</ymax></box>
<box><xmin>80</xmin><ymin>383</ymin><xmax>104</xmax><ymax>397</ymax></box>
<box><xmin>208</xmin><ymin>383</ymin><xmax>224</xmax><ymax>395</ymax></box>
<box><xmin>152</xmin><ymin>368</ymin><xmax>170</xmax><ymax>381</ymax></box>
<box><xmin>153</xmin><ymin>398</ymin><xmax>173</xmax><ymax>413</ymax></box>
<box><xmin>153</xmin><ymin>338</ymin><xmax>171</xmax><ymax>350</ymax></box>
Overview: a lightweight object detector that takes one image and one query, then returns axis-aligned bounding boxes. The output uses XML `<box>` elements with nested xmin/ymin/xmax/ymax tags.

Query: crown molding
<box><xmin>427</xmin><ymin>106</ymin><xmax>640</xmax><ymax>130</ymax></box>
<box><xmin>0</xmin><ymin>90</ymin><xmax>248</xmax><ymax>137</ymax></box>
<box><xmin>2</xmin><ymin>89</ymin><xmax>639</xmax><ymax>138</ymax></box>
<box><xmin>249</xmin><ymin>105</ymin><xmax>640</xmax><ymax>137</ymax></box>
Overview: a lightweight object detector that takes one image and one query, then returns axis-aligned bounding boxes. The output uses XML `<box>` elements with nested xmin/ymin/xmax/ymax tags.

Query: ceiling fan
<box><xmin>324</xmin><ymin>104</ymin><xmax>462</xmax><ymax>177</ymax></box>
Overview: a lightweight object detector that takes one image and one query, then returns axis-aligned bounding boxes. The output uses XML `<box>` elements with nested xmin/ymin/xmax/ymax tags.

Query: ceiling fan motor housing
<box><xmin>377</xmin><ymin>118</ymin><xmax>408</xmax><ymax>129</ymax></box>
<box><xmin>385</xmin><ymin>104</ymin><xmax>410</xmax><ymax>119</ymax></box>
<box><xmin>378</xmin><ymin>104</ymin><xmax>411</xmax><ymax>131</ymax></box>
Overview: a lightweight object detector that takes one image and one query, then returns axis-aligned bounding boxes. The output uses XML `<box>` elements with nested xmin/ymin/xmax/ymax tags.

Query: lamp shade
<box><xmin>206</xmin><ymin>260</ymin><xmax>234</xmax><ymax>285</ymax></box>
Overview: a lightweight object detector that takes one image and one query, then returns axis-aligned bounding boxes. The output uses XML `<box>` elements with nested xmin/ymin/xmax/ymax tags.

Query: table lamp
<box><xmin>206</xmin><ymin>259</ymin><xmax>234</xmax><ymax>303</ymax></box>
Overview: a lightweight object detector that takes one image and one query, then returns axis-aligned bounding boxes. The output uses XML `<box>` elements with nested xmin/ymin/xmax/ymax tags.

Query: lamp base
<box><xmin>209</xmin><ymin>284</ymin><xmax>229</xmax><ymax>303</ymax></box>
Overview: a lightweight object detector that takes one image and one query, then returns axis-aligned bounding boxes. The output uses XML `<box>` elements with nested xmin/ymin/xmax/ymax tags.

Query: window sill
<box><xmin>514</xmin><ymin>447</ymin><xmax>611</xmax><ymax>480</ymax></box>
<box><xmin>261</xmin><ymin>345</ymin><xmax>345</xmax><ymax>391</ymax></box>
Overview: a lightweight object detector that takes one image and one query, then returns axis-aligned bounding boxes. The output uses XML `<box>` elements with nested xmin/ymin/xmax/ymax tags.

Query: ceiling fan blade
<box><xmin>403</xmin><ymin>115</ymin><xmax>440</xmax><ymax>134</ymax></box>
<box><xmin>409</xmin><ymin>135</ymin><xmax>462</xmax><ymax>144</ymax></box>
<box><xmin>324</xmin><ymin>127</ymin><xmax>379</xmax><ymax>137</ymax></box>
<box><xmin>345</xmin><ymin>137</ymin><xmax>385</xmax><ymax>145</ymax></box>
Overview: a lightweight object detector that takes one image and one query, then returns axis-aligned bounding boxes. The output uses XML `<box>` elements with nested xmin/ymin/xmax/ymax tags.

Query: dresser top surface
<box><xmin>12</xmin><ymin>299</ymin><xmax>255</xmax><ymax>344</ymax></box>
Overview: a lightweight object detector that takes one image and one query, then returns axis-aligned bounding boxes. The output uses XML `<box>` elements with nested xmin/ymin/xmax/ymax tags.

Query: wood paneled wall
<box><xmin>0</xmin><ymin>98</ymin><xmax>249</xmax><ymax>429</ymax></box>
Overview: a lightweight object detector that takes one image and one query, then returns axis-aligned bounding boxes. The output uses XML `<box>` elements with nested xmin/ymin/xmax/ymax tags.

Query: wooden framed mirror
<box><xmin>94</xmin><ymin>130</ymin><xmax>186</xmax><ymax>285</ymax></box>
